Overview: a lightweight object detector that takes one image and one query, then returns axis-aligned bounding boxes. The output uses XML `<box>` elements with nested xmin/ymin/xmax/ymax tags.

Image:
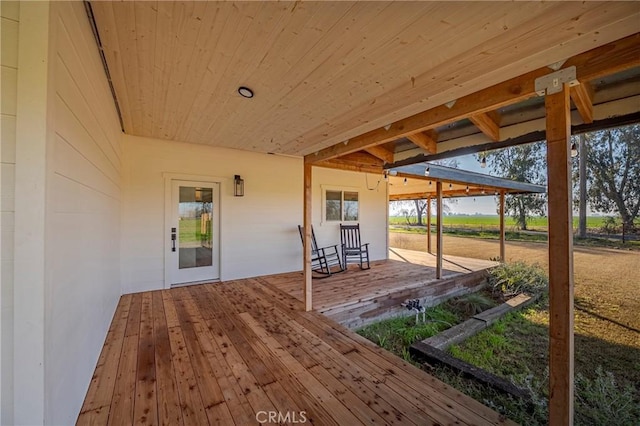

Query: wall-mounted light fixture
<box><xmin>234</xmin><ymin>175</ymin><xmax>244</xmax><ymax>197</ymax></box>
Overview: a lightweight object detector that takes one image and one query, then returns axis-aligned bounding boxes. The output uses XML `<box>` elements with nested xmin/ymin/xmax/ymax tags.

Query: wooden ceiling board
<box><xmin>307</xmin><ymin>33</ymin><xmax>640</xmax><ymax>163</ymax></box>
<box><xmin>296</xmin><ymin>3</ymin><xmax>640</xmax><ymax>156</ymax></box>
<box><xmin>90</xmin><ymin>1</ymin><xmax>640</xmax><ymax>156</ymax></box>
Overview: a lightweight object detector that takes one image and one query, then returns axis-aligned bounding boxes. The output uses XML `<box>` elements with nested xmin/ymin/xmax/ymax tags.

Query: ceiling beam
<box><xmin>364</xmin><ymin>145</ymin><xmax>394</xmax><ymax>164</ymax></box>
<box><xmin>315</xmin><ymin>160</ymin><xmax>383</xmax><ymax>174</ymax></box>
<box><xmin>390</xmin><ymin>110</ymin><xmax>640</xmax><ymax>168</ymax></box>
<box><xmin>336</xmin><ymin>151</ymin><xmax>383</xmax><ymax>166</ymax></box>
<box><xmin>305</xmin><ymin>33</ymin><xmax>640</xmax><ymax>164</ymax></box>
<box><xmin>407</xmin><ymin>130</ymin><xmax>438</xmax><ymax>154</ymax></box>
<box><xmin>469</xmin><ymin>111</ymin><xmax>500</xmax><ymax>141</ymax></box>
<box><xmin>316</xmin><ymin>151</ymin><xmax>384</xmax><ymax>174</ymax></box>
<box><xmin>570</xmin><ymin>82</ymin><xmax>594</xmax><ymax>124</ymax></box>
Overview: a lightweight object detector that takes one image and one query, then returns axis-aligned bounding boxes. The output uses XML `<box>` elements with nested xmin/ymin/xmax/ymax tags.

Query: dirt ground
<box><xmin>389</xmin><ymin>233</ymin><xmax>640</xmax><ymax>350</ymax></box>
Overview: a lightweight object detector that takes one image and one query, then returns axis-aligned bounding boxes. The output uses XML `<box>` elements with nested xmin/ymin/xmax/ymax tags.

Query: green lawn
<box><xmin>390</xmin><ymin>215</ymin><xmax>612</xmax><ymax>231</ymax></box>
<box><xmin>178</xmin><ymin>218</ymin><xmax>212</xmax><ymax>243</ymax></box>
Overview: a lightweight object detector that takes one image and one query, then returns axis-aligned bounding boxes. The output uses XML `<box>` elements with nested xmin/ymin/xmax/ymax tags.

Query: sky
<box><xmin>390</xmin><ymin>151</ymin><xmax>602</xmax><ymax>216</ymax></box>
<box><xmin>388</xmin><ymin>153</ymin><xmax>502</xmax><ymax>215</ymax></box>
<box><xmin>447</xmin><ymin>154</ymin><xmax>499</xmax><ymax>215</ymax></box>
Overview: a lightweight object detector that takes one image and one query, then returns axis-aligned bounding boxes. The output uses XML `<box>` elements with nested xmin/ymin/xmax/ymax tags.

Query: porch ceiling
<box><xmin>89</xmin><ymin>2</ymin><xmax>639</xmax><ymax>157</ymax></box>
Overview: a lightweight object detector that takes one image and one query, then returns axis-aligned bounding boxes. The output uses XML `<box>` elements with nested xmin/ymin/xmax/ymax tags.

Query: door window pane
<box><xmin>178</xmin><ymin>186</ymin><xmax>213</xmax><ymax>269</ymax></box>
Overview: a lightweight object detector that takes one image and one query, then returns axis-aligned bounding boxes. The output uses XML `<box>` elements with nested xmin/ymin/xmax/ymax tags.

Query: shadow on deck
<box><xmin>263</xmin><ymin>248</ymin><xmax>498</xmax><ymax>328</ymax></box>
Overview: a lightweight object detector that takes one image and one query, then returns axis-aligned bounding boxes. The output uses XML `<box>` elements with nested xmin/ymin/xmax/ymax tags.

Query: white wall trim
<box><xmin>13</xmin><ymin>3</ymin><xmax>51</xmax><ymax>424</ymax></box>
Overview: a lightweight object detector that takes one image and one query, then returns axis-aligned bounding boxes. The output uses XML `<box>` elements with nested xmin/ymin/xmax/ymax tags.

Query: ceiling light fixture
<box><xmin>238</xmin><ymin>86</ymin><xmax>254</xmax><ymax>98</ymax></box>
<box><xmin>466</xmin><ymin>186</ymin><xmax>470</xmax><ymax>193</ymax></box>
<box><xmin>428</xmin><ymin>180</ymin><xmax>432</xmax><ymax>186</ymax></box>
<box><xmin>403</xmin><ymin>178</ymin><xmax>408</xmax><ymax>186</ymax></box>
<box><xmin>449</xmin><ymin>183</ymin><xmax>453</xmax><ymax>189</ymax></box>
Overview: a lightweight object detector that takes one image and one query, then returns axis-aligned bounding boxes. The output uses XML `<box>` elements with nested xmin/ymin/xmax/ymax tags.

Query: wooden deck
<box><xmin>265</xmin><ymin>248</ymin><xmax>498</xmax><ymax>328</ymax></box>
<box><xmin>78</xmin><ymin>277</ymin><xmax>513</xmax><ymax>425</ymax></box>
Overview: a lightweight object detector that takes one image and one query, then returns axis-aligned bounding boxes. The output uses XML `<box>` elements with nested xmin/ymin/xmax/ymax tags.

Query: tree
<box><xmin>482</xmin><ymin>142</ymin><xmax>547</xmax><ymax>230</ymax></box>
<box><xmin>584</xmin><ymin>124</ymin><xmax>640</xmax><ymax>233</ymax></box>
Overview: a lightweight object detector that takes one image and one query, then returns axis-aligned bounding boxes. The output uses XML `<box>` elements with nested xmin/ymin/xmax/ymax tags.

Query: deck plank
<box><xmin>151</xmin><ymin>291</ymin><xmax>183</xmax><ymax>426</ymax></box>
<box><xmin>164</xmin><ymin>296</ymin><xmax>210</xmax><ymax>426</ymax></box>
<box><xmin>79</xmin><ymin>294</ymin><xmax>131</xmax><ymax>422</ymax></box>
<box><xmin>133</xmin><ymin>292</ymin><xmax>158</xmax><ymax>425</ymax></box>
<box><xmin>78</xmin><ymin>255</ymin><xmax>511</xmax><ymax>426</ymax></box>
<box><xmin>264</xmin><ymin>250</ymin><xmax>497</xmax><ymax>320</ymax></box>
<box><xmin>107</xmin><ymin>293</ymin><xmax>142</xmax><ymax>426</ymax></box>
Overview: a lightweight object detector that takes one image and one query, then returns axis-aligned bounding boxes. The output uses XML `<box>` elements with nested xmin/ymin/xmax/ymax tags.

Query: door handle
<box><xmin>171</xmin><ymin>227</ymin><xmax>176</xmax><ymax>252</ymax></box>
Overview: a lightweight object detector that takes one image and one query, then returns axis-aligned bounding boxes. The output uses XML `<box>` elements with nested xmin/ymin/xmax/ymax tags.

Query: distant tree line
<box><xmin>483</xmin><ymin>123</ymin><xmax>639</xmax><ymax>233</ymax></box>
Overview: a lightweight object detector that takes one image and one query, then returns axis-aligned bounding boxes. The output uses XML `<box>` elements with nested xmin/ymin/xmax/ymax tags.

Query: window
<box><xmin>325</xmin><ymin>189</ymin><xmax>359</xmax><ymax>222</ymax></box>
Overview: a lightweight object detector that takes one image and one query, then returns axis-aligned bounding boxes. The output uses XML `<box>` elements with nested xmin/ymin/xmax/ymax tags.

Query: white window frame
<box><xmin>321</xmin><ymin>185</ymin><xmax>360</xmax><ymax>223</ymax></box>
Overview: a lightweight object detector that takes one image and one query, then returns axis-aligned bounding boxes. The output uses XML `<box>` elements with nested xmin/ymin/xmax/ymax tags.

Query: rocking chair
<box><xmin>340</xmin><ymin>224</ymin><xmax>370</xmax><ymax>270</ymax></box>
<box><xmin>298</xmin><ymin>225</ymin><xmax>345</xmax><ymax>277</ymax></box>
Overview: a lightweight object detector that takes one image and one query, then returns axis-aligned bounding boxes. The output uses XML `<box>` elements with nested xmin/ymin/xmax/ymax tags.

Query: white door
<box><xmin>168</xmin><ymin>180</ymin><xmax>220</xmax><ymax>285</ymax></box>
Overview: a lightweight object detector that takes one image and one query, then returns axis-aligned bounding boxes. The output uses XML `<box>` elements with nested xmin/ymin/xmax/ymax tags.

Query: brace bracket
<box><xmin>534</xmin><ymin>66</ymin><xmax>579</xmax><ymax>96</ymax></box>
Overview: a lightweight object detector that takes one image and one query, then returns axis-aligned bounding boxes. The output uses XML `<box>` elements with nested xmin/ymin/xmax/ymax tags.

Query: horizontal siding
<box><xmin>45</xmin><ymin>2</ymin><xmax>122</xmax><ymax>425</ymax></box>
<box><xmin>121</xmin><ymin>134</ymin><xmax>305</xmax><ymax>293</ymax></box>
<box><xmin>0</xmin><ymin>2</ymin><xmax>19</xmax><ymax>424</ymax></box>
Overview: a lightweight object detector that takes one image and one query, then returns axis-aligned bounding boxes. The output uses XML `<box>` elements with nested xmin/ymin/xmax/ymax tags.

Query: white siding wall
<box><xmin>44</xmin><ymin>3</ymin><xmax>123</xmax><ymax>424</ymax></box>
<box><xmin>121</xmin><ymin>136</ymin><xmax>389</xmax><ymax>294</ymax></box>
<box><xmin>312</xmin><ymin>167</ymin><xmax>388</xmax><ymax>262</ymax></box>
<box><xmin>0</xmin><ymin>2</ymin><xmax>19</xmax><ymax>423</ymax></box>
<box><xmin>121</xmin><ymin>135</ymin><xmax>304</xmax><ymax>293</ymax></box>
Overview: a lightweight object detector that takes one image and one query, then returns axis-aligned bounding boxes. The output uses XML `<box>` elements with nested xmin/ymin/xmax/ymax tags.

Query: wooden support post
<box><xmin>545</xmin><ymin>84</ymin><xmax>575</xmax><ymax>426</ymax></box>
<box><xmin>499</xmin><ymin>191</ymin><xmax>506</xmax><ymax>262</ymax></box>
<box><xmin>303</xmin><ymin>163</ymin><xmax>313</xmax><ymax>311</ymax></box>
<box><xmin>426</xmin><ymin>196</ymin><xmax>432</xmax><ymax>254</ymax></box>
<box><xmin>436</xmin><ymin>182</ymin><xmax>443</xmax><ymax>279</ymax></box>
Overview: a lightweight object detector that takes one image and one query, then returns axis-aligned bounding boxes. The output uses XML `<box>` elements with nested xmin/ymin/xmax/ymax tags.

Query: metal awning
<box><xmin>387</xmin><ymin>163</ymin><xmax>546</xmax><ymax>200</ymax></box>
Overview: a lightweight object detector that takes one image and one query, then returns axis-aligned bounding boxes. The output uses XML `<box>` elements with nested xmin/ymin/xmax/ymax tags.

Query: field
<box><xmin>390</xmin><ymin>214</ymin><xmax>612</xmax><ymax>231</ymax></box>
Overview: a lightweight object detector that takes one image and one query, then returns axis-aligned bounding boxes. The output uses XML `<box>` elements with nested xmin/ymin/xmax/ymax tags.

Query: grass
<box><xmin>445</xmin><ymin>301</ymin><xmax>640</xmax><ymax>425</ymax></box>
<box><xmin>178</xmin><ymin>218</ymin><xmax>212</xmax><ymax>243</ymax></box>
<box><xmin>487</xmin><ymin>261</ymin><xmax>548</xmax><ymax>297</ymax></box>
<box><xmin>357</xmin><ymin>305</ymin><xmax>460</xmax><ymax>355</ymax></box>
<box><xmin>389</xmin><ymin>225</ymin><xmax>640</xmax><ymax>250</ymax></box>
<box><xmin>380</xmin><ymin>236</ymin><xmax>640</xmax><ymax>423</ymax></box>
<box><xmin>389</xmin><ymin>214</ymin><xmax>607</xmax><ymax>231</ymax></box>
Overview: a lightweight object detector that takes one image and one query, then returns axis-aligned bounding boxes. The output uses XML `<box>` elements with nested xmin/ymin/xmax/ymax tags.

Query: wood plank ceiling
<box><xmin>90</xmin><ymin>1</ymin><xmax>640</xmax><ymax>158</ymax></box>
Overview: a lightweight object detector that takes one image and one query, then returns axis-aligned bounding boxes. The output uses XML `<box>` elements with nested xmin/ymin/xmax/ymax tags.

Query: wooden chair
<box><xmin>298</xmin><ymin>225</ymin><xmax>345</xmax><ymax>277</ymax></box>
<box><xmin>340</xmin><ymin>224</ymin><xmax>370</xmax><ymax>270</ymax></box>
